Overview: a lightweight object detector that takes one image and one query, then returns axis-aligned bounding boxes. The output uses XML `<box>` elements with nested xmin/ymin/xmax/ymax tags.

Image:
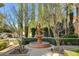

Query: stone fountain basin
<box><xmin>29</xmin><ymin>42</ymin><xmax>50</xmax><ymax>48</ymax></box>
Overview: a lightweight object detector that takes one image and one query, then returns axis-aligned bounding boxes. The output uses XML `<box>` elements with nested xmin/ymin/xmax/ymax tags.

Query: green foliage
<box><xmin>30</xmin><ymin>27</ymin><xmax>54</xmax><ymax>37</ymax></box>
<box><xmin>0</xmin><ymin>40</ymin><xmax>9</xmax><ymax>51</ymax></box>
<box><xmin>0</xmin><ymin>13</ymin><xmax>5</xmax><ymax>19</ymax></box>
<box><xmin>43</xmin><ymin>27</ymin><xmax>48</xmax><ymax>37</ymax></box>
<box><xmin>72</xmin><ymin>49</ymin><xmax>79</xmax><ymax>53</ymax></box>
<box><xmin>60</xmin><ymin>34</ymin><xmax>79</xmax><ymax>45</ymax></box>
<box><xmin>24</xmin><ymin>3</ymin><xmax>28</xmax><ymax>37</ymax></box>
<box><xmin>3</xmin><ymin>29</ymin><xmax>12</xmax><ymax>33</ymax></box>
<box><xmin>43</xmin><ymin>27</ymin><xmax>54</xmax><ymax>37</ymax></box>
<box><xmin>0</xmin><ymin>28</ymin><xmax>3</xmax><ymax>33</ymax></box>
<box><xmin>68</xmin><ymin>4</ymin><xmax>74</xmax><ymax>13</ymax></box>
<box><xmin>63</xmin><ymin>33</ymin><xmax>78</xmax><ymax>38</ymax></box>
<box><xmin>22</xmin><ymin>37</ymin><xmax>56</xmax><ymax>45</ymax></box>
<box><xmin>31</xmin><ymin>28</ymin><xmax>36</xmax><ymax>37</ymax></box>
<box><xmin>22</xmin><ymin>37</ymin><xmax>79</xmax><ymax>45</ymax></box>
<box><xmin>38</xmin><ymin>3</ymin><xmax>43</xmax><ymax>24</ymax></box>
<box><xmin>64</xmin><ymin>50</ymin><xmax>79</xmax><ymax>56</ymax></box>
<box><xmin>30</xmin><ymin>3</ymin><xmax>36</xmax><ymax>28</ymax></box>
<box><xmin>0</xmin><ymin>3</ymin><xmax>4</xmax><ymax>7</ymax></box>
<box><xmin>18</xmin><ymin>3</ymin><xmax>23</xmax><ymax>35</ymax></box>
<box><xmin>60</xmin><ymin>39</ymin><xmax>79</xmax><ymax>45</ymax></box>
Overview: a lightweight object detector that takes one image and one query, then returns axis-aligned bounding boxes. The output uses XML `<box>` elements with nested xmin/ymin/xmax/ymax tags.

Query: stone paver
<box><xmin>0</xmin><ymin>45</ymin><xmax>79</xmax><ymax>56</ymax></box>
<box><xmin>25</xmin><ymin>44</ymin><xmax>55</xmax><ymax>56</ymax></box>
<box><xmin>26</xmin><ymin>45</ymin><xmax>79</xmax><ymax>56</ymax></box>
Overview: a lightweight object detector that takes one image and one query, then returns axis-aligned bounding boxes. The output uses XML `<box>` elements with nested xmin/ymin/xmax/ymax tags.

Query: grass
<box><xmin>0</xmin><ymin>40</ymin><xmax>9</xmax><ymax>51</ymax></box>
<box><xmin>72</xmin><ymin>49</ymin><xmax>79</xmax><ymax>53</ymax></box>
<box><xmin>64</xmin><ymin>50</ymin><xmax>79</xmax><ymax>56</ymax></box>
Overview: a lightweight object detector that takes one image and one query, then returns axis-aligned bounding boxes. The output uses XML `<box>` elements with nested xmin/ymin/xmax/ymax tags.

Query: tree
<box><xmin>0</xmin><ymin>3</ymin><xmax>4</xmax><ymax>7</ymax></box>
<box><xmin>0</xmin><ymin>13</ymin><xmax>5</xmax><ymax>32</ymax></box>
<box><xmin>18</xmin><ymin>3</ymin><xmax>23</xmax><ymax>36</ymax></box>
<box><xmin>28</xmin><ymin>3</ymin><xmax>36</xmax><ymax>37</ymax></box>
<box><xmin>65</xmin><ymin>3</ymin><xmax>74</xmax><ymax>35</ymax></box>
<box><xmin>43</xmin><ymin>3</ymin><xmax>51</xmax><ymax>37</ymax></box>
<box><xmin>0</xmin><ymin>4</ymin><xmax>5</xmax><ymax>32</ymax></box>
<box><xmin>31</xmin><ymin>3</ymin><xmax>35</xmax><ymax>28</ymax></box>
<box><xmin>24</xmin><ymin>3</ymin><xmax>28</xmax><ymax>37</ymax></box>
<box><xmin>38</xmin><ymin>3</ymin><xmax>43</xmax><ymax>26</ymax></box>
<box><xmin>48</xmin><ymin>4</ymin><xmax>66</xmax><ymax>52</ymax></box>
<box><xmin>4</xmin><ymin>6</ymin><xmax>18</xmax><ymax>33</ymax></box>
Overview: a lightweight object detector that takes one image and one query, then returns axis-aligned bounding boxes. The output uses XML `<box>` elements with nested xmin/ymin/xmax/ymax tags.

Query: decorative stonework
<box><xmin>29</xmin><ymin>22</ymin><xmax>50</xmax><ymax>48</ymax></box>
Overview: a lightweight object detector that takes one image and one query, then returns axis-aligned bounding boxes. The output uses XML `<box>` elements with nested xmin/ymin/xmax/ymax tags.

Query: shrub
<box><xmin>60</xmin><ymin>33</ymin><xmax>79</xmax><ymax>45</ymax></box>
<box><xmin>22</xmin><ymin>37</ymin><xmax>56</xmax><ymax>45</ymax></box>
<box><xmin>43</xmin><ymin>27</ymin><xmax>48</xmax><ymax>37</ymax></box>
<box><xmin>0</xmin><ymin>40</ymin><xmax>9</xmax><ymax>51</ymax></box>
<box><xmin>31</xmin><ymin>28</ymin><xmax>36</xmax><ymax>37</ymax></box>
<box><xmin>60</xmin><ymin>39</ymin><xmax>79</xmax><ymax>45</ymax></box>
<box><xmin>63</xmin><ymin>33</ymin><xmax>78</xmax><ymax>38</ymax></box>
<box><xmin>0</xmin><ymin>28</ymin><xmax>3</xmax><ymax>33</ymax></box>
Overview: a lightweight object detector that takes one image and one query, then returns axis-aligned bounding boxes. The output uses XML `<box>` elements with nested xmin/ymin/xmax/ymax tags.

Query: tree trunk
<box><xmin>24</xmin><ymin>3</ymin><xmax>28</xmax><ymax>37</ymax></box>
<box><xmin>65</xmin><ymin>4</ymin><xmax>70</xmax><ymax>35</ymax></box>
<box><xmin>18</xmin><ymin>3</ymin><xmax>23</xmax><ymax>53</ymax></box>
<box><xmin>18</xmin><ymin>3</ymin><xmax>23</xmax><ymax>36</ymax></box>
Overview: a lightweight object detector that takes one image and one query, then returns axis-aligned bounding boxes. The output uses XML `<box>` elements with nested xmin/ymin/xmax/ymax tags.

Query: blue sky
<box><xmin>0</xmin><ymin>3</ymin><xmax>76</xmax><ymax>26</ymax></box>
<box><xmin>0</xmin><ymin>3</ymin><xmax>38</xmax><ymax>20</ymax></box>
<box><xmin>0</xmin><ymin>3</ymin><xmax>76</xmax><ymax>19</ymax></box>
<box><xmin>0</xmin><ymin>3</ymin><xmax>38</xmax><ymax>28</ymax></box>
<box><xmin>74</xmin><ymin>3</ymin><xmax>77</xmax><ymax>16</ymax></box>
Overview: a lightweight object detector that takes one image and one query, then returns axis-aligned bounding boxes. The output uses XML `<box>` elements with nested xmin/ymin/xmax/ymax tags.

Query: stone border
<box><xmin>0</xmin><ymin>45</ymin><xmax>19</xmax><ymax>56</ymax></box>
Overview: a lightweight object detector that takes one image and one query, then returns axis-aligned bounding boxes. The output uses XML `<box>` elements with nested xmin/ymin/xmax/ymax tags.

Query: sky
<box><xmin>0</xmin><ymin>3</ymin><xmax>77</xmax><ymax>19</ymax></box>
<box><xmin>0</xmin><ymin>3</ymin><xmax>38</xmax><ymax>28</ymax></box>
<box><xmin>0</xmin><ymin>3</ymin><xmax>38</xmax><ymax>20</ymax></box>
<box><xmin>74</xmin><ymin>3</ymin><xmax>77</xmax><ymax>16</ymax></box>
<box><xmin>0</xmin><ymin>3</ymin><xmax>77</xmax><ymax>28</ymax></box>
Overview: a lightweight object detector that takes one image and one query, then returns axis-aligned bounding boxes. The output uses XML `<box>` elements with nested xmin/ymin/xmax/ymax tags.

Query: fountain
<box><xmin>29</xmin><ymin>22</ymin><xmax>50</xmax><ymax>48</ymax></box>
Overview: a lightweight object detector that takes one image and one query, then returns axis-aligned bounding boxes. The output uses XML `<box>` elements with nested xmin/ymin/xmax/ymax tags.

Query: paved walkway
<box><xmin>25</xmin><ymin>45</ymin><xmax>58</xmax><ymax>56</ymax></box>
<box><xmin>25</xmin><ymin>45</ymin><xmax>79</xmax><ymax>56</ymax></box>
<box><xmin>1</xmin><ymin>45</ymin><xmax>79</xmax><ymax>56</ymax></box>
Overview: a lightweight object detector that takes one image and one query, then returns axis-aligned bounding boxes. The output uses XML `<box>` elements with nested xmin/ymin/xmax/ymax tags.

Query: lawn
<box><xmin>64</xmin><ymin>49</ymin><xmax>79</xmax><ymax>56</ymax></box>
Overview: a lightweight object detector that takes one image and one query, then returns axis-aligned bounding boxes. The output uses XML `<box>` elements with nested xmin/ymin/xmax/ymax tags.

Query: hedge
<box><xmin>22</xmin><ymin>37</ymin><xmax>56</xmax><ymax>45</ymax></box>
<box><xmin>60</xmin><ymin>38</ymin><xmax>79</xmax><ymax>45</ymax></box>
<box><xmin>22</xmin><ymin>37</ymin><xmax>79</xmax><ymax>45</ymax></box>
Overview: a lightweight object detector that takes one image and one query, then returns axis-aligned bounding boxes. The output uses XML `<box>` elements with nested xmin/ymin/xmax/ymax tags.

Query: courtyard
<box><xmin>0</xmin><ymin>3</ymin><xmax>79</xmax><ymax>56</ymax></box>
